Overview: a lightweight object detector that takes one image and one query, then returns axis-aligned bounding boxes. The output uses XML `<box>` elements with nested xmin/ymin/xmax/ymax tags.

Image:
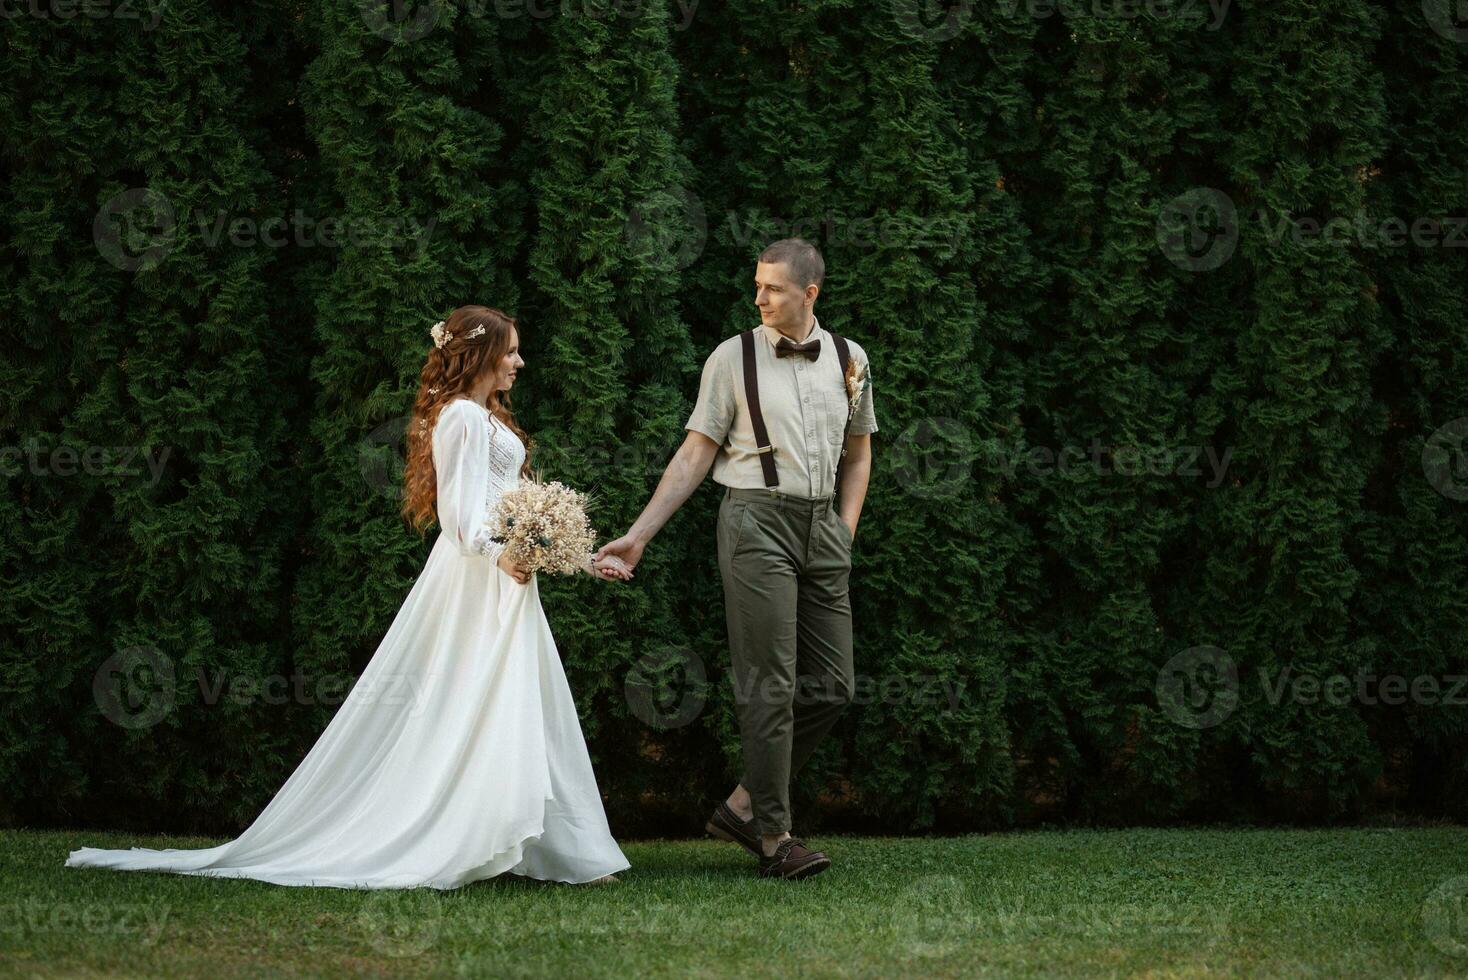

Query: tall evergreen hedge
<box><xmin>2</xmin><ymin>0</ymin><xmax>1464</xmax><ymax>835</ymax></box>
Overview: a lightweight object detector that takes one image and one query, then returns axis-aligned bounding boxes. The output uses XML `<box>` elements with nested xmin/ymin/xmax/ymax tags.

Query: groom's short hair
<box><xmin>759</xmin><ymin>238</ymin><xmax>824</xmax><ymax>289</ymax></box>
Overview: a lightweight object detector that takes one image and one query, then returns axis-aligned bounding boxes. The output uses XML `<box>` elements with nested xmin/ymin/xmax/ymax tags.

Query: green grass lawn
<box><xmin>5</xmin><ymin>826</ymin><xmax>1467</xmax><ymax>978</ymax></box>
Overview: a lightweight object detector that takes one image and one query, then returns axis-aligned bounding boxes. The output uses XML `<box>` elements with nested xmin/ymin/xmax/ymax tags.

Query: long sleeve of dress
<box><xmin>433</xmin><ymin>399</ymin><xmax>506</xmax><ymax>564</ymax></box>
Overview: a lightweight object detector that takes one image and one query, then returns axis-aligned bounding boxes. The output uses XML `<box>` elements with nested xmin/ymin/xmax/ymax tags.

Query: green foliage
<box><xmin>2</xmin><ymin>0</ymin><xmax>1464</xmax><ymax>834</ymax></box>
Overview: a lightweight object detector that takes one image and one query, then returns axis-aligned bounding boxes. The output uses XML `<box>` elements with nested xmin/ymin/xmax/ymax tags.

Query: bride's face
<box><xmin>492</xmin><ymin>327</ymin><xmax>525</xmax><ymax>392</ymax></box>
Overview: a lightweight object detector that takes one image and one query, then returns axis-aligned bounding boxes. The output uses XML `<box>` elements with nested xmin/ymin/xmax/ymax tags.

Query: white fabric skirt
<box><xmin>66</xmin><ymin>534</ymin><xmax>631</xmax><ymax>889</ymax></box>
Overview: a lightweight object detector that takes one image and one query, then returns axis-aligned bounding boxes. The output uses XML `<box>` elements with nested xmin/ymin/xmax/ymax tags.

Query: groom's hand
<box><xmin>594</xmin><ymin>534</ymin><xmax>645</xmax><ymax>572</ymax></box>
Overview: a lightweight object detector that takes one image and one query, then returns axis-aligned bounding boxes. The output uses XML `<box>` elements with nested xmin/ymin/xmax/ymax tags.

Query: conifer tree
<box><xmin>0</xmin><ymin>2</ymin><xmax>308</xmax><ymax>830</ymax></box>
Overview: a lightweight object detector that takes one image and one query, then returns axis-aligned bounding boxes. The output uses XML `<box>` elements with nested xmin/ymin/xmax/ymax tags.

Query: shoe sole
<box><xmin>760</xmin><ymin>855</ymin><xmax>831</xmax><ymax>880</ymax></box>
<box><xmin>705</xmin><ymin>819</ymin><xmax>762</xmax><ymax>858</ymax></box>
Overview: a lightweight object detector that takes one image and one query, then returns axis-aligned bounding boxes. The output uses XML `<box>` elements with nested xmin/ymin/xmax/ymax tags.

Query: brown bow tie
<box><xmin>775</xmin><ymin>336</ymin><xmax>821</xmax><ymax>361</ymax></box>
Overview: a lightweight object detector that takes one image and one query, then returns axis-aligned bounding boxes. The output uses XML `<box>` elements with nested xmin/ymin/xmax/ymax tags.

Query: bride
<box><xmin>66</xmin><ymin>305</ymin><xmax>636</xmax><ymax>889</ymax></box>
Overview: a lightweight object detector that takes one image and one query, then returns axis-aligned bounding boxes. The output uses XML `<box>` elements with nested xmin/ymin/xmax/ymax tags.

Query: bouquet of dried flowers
<box><xmin>487</xmin><ymin>473</ymin><xmax>598</xmax><ymax>576</ymax></box>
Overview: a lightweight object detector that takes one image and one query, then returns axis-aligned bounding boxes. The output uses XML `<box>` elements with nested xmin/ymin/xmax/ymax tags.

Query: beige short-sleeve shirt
<box><xmin>685</xmin><ymin>315</ymin><xmax>877</xmax><ymax>499</ymax></box>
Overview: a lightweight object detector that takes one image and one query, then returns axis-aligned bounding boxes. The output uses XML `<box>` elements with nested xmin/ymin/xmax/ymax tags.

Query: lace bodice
<box><xmin>474</xmin><ymin>409</ymin><xmax>526</xmax><ymax>557</ymax></box>
<box><xmin>483</xmin><ymin>409</ymin><xmax>526</xmax><ymax>493</ymax></box>
<box><xmin>433</xmin><ymin>398</ymin><xmax>526</xmax><ymax>564</ymax></box>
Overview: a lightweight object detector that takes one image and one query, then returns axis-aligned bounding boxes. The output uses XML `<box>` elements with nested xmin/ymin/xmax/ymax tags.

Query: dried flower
<box><xmin>844</xmin><ymin>358</ymin><xmax>870</xmax><ymax>423</ymax></box>
<box><xmin>486</xmin><ymin>476</ymin><xmax>598</xmax><ymax>576</ymax></box>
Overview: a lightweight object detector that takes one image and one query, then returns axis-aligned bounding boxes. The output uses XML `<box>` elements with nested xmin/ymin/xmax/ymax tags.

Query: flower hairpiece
<box><xmin>431</xmin><ymin>319</ymin><xmax>488</xmax><ymax>349</ymax></box>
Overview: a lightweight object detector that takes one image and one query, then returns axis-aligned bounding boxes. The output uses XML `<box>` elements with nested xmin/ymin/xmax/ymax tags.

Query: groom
<box><xmin>595</xmin><ymin>237</ymin><xmax>877</xmax><ymax>880</ymax></box>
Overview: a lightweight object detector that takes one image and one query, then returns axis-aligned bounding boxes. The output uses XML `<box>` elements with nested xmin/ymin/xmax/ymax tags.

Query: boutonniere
<box><xmin>843</xmin><ymin>358</ymin><xmax>870</xmax><ymax>423</ymax></box>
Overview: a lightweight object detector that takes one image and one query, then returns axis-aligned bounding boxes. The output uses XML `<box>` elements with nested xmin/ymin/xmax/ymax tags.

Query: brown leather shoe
<box><xmin>757</xmin><ymin>837</ymin><xmax>831</xmax><ymax>880</ymax></box>
<box><xmin>705</xmin><ymin>801</ymin><xmax>762</xmax><ymax>858</ymax></box>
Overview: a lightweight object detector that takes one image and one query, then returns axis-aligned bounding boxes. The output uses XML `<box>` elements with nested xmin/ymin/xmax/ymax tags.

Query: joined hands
<box><xmin>589</xmin><ymin>551</ymin><xmax>634</xmax><ymax>582</ymax></box>
<box><xmin>593</xmin><ymin>534</ymin><xmax>644</xmax><ymax>579</ymax></box>
<box><xmin>496</xmin><ymin>552</ymin><xmax>633</xmax><ymax>583</ymax></box>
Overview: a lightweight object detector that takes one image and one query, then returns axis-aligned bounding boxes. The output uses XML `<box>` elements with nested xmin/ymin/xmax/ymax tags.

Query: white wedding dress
<box><xmin>66</xmin><ymin>397</ymin><xmax>630</xmax><ymax>889</ymax></box>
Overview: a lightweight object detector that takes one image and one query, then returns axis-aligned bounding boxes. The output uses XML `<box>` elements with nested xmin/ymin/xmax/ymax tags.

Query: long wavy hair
<box><xmin>401</xmin><ymin>305</ymin><xmax>534</xmax><ymax>536</ymax></box>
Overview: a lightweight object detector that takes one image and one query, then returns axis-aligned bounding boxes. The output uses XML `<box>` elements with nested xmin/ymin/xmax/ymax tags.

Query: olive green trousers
<box><xmin>717</xmin><ymin>485</ymin><xmax>856</xmax><ymax>836</ymax></box>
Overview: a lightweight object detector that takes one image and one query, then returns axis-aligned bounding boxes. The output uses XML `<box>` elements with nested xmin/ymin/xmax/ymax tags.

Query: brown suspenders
<box><xmin>739</xmin><ymin>327</ymin><xmax>852</xmax><ymax>497</ymax></box>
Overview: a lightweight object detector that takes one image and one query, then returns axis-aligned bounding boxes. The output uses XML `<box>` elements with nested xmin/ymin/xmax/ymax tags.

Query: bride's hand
<box><xmin>590</xmin><ymin>554</ymin><xmax>633</xmax><ymax>581</ymax></box>
<box><xmin>497</xmin><ymin>553</ymin><xmax>532</xmax><ymax>584</ymax></box>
